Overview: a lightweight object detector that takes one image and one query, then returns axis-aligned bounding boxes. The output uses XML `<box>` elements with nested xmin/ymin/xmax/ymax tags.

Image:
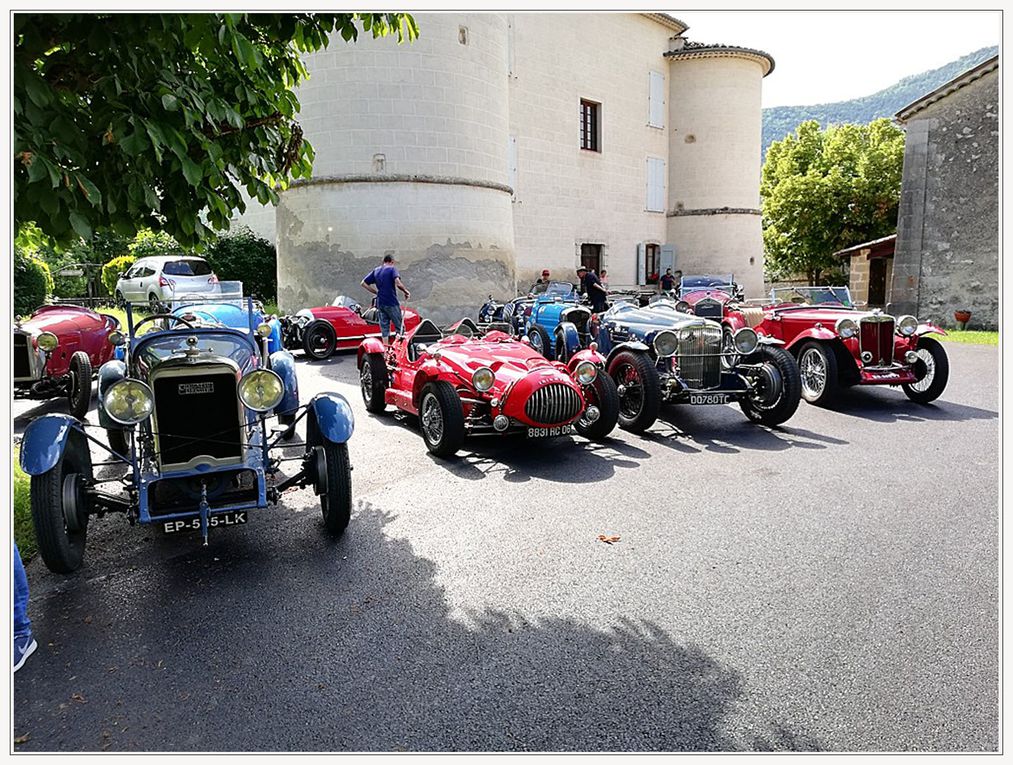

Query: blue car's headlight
<box><xmin>238</xmin><ymin>369</ymin><xmax>285</xmax><ymax>412</ymax></box>
<box><xmin>104</xmin><ymin>379</ymin><xmax>154</xmax><ymax>425</ymax></box>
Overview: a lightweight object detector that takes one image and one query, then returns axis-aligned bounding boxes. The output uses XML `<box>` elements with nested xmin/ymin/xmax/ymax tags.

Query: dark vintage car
<box><xmin>590</xmin><ymin>300</ymin><xmax>802</xmax><ymax>433</ymax></box>
<box><xmin>19</xmin><ymin>301</ymin><xmax>356</xmax><ymax>574</ymax></box>
<box><xmin>740</xmin><ymin>286</ymin><xmax>949</xmax><ymax>406</ymax></box>
<box><xmin>477</xmin><ymin>283</ymin><xmax>544</xmax><ymax>336</ymax></box>
<box><xmin>280</xmin><ymin>295</ymin><xmax>423</xmax><ymax>360</ymax></box>
<box><xmin>14</xmin><ymin>304</ymin><xmax>123</xmax><ymax>420</ymax></box>
<box><xmin>356</xmin><ymin>318</ymin><xmax>619</xmax><ymax>457</ymax></box>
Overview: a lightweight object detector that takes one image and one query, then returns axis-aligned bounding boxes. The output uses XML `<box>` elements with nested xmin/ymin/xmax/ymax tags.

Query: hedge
<box><xmin>102</xmin><ymin>255</ymin><xmax>137</xmax><ymax>296</ymax></box>
<box><xmin>14</xmin><ymin>248</ymin><xmax>53</xmax><ymax>317</ymax></box>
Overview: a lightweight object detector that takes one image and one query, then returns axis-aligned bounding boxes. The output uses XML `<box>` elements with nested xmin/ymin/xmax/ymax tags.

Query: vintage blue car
<box><xmin>591</xmin><ymin>300</ymin><xmax>801</xmax><ymax>433</ymax></box>
<box><xmin>171</xmin><ymin>281</ymin><xmax>283</xmax><ymax>354</ymax></box>
<box><xmin>523</xmin><ymin>281</ymin><xmax>594</xmax><ymax>361</ymax></box>
<box><xmin>19</xmin><ymin>300</ymin><xmax>356</xmax><ymax>574</ymax></box>
<box><xmin>477</xmin><ymin>282</ymin><xmax>542</xmax><ymax>336</ymax></box>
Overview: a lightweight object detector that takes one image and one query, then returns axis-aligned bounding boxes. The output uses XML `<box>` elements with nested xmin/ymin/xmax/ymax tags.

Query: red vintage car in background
<box><xmin>356</xmin><ymin>318</ymin><xmax>620</xmax><ymax>457</ymax></box>
<box><xmin>731</xmin><ymin>287</ymin><xmax>949</xmax><ymax>406</ymax></box>
<box><xmin>280</xmin><ymin>296</ymin><xmax>422</xmax><ymax>360</ymax></box>
<box><xmin>14</xmin><ymin>304</ymin><xmax>123</xmax><ymax>419</ymax></box>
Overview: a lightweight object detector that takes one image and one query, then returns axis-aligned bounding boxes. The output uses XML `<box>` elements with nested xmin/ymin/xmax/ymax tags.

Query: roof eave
<box><xmin>895</xmin><ymin>55</ymin><xmax>999</xmax><ymax>122</ymax></box>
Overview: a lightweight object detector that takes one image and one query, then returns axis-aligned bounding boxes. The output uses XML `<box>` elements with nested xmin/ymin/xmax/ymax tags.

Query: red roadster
<box><xmin>14</xmin><ymin>304</ymin><xmax>123</xmax><ymax>419</ymax></box>
<box><xmin>356</xmin><ymin>318</ymin><xmax>620</xmax><ymax>457</ymax></box>
<box><xmin>280</xmin><ymin>296</ymin><xmax>422</xmax><ymax>360</ymax></box>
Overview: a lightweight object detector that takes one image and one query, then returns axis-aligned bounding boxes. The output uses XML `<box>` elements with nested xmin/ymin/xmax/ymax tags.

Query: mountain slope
<box><xmin>762</xmin><ymin>46</ymin><xmax>998</xmax><ymax>155</ymax></box>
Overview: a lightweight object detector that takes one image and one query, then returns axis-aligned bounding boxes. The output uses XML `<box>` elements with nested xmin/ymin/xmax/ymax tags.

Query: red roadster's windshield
<box><xmin>771</xmin><ymin>287</ymin><xmax>853</xmax><ymax>307</ymax></box>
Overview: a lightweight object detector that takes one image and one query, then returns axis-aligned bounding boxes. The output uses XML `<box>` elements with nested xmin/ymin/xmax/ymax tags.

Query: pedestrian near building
<box><xmin>578</xmin><ymin>266</ymin><xmax>608</xmax><ymax>313</ymax></box>
<box><xmin>599</xmin><ymin>270</ymin><xmax>609</xmax><ymax>290</ymax></box>
<box><xmin>659</xmin><ymin>268</ymin><xmax>676</xmax><ymax>294</ymax></box>
<box><xmin>13</xmin><ymin>541</ymin><xmax>36</xmax><ymax>673</ymax></box>
<box><xmin>361</xmin><ymin>254</ymin><xmax>411</xmax><ymax>345</ymax></box>
<box><xmin>532</xmin><ymin>269</ymin><xmax>551</xmax><ymax>294</ymax></box>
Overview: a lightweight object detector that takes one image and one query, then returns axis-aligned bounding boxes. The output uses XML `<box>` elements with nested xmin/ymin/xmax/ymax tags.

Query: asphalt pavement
<box><xmin>12</xmin><ymin>341</ymin><xmax>999</xmax><ymax>752</ymax></box>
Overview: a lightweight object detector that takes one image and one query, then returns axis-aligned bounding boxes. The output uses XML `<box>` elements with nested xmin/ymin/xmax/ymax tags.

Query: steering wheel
<box><xmin>132</xmin><ymin>313</ymin><xmax>196</xmax><ymax>333</ymax></box>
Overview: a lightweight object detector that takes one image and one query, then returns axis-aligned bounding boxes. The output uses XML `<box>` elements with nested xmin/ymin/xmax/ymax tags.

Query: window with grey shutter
<box><xmin>648</xmin><ymin>71</ymin><xmax>665</xmax><ymax>128</ymax></box>
<box><xmin>646</xmin><ymin>157</ymin><xmax>665</xmax><ymax>212</ymax></box>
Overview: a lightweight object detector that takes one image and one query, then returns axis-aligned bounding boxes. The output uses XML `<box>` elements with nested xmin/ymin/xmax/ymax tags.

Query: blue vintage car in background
<box><xmin>591</xmin><ymin>300</ymin><xmax>801</xmax><ymax>433</ymax></box>
<box><xmin>171</xmin><ymin>281</ymin><xmax>283</xmax><ymax>354</ymax></box>
<box><xmin>523</xmin><ymin>281</ymin><xmax>594</xmax><ymax>361</ymax></box>
<box><xmin>19</xmin><ymin>299</ymin><xmax>356</xmax><ymax>574</ymax></box>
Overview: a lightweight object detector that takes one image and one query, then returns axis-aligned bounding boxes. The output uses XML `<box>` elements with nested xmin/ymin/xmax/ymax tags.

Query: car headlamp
<box><xmin>733</xmin><ymin>327</ymin><xmax>759</xmax><ymax>355</ymax></box>
<box><xmin>897</xmin><ymin>315</ymin><xmax>918</xmax><ymax>336</ymax></box>
<box><xmin>472</xmin><ymin>366</ymin><xmax>495</xmax><ymax>392</ymax></box>
<box><xmin>104</xmin><ymin>379</ymin><xmax>154</xmax><ymax>425</ymax></box>
<box><xmin>238</xmin><ymin>369</ymin><xmax>285</xmax><ymax>412</ymax></box>
<box><xmin>574</xmin><ymin>361</ymin><xmax>597</xmax><ymax>385</ymax></box>
<box><xmin>675</xmin><ymin>300</ymin><xmax>692</xmax><ymax>314</ymax></box>
<box><xmin>653</xmin><ymin>330</ymin><xmax>678</xmax><ymax>358</ymax></box>
<box><xmin>37</xmin><ymin>331</ymin><xmax>58</xmax><ymax>352</ymax></box>
<box><xmin>835</xmin><ymin>317</ymin><xmax>859</xmax><ymax>339</ymax></box>
<box><xmin>256</xmin><ymin>322</ymin><xmax>273</xmax><ymax>338</ymax></box>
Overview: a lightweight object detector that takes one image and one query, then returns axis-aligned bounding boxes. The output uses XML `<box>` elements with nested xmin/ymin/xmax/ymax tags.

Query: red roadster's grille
<box><xmin>524</xmin><ymin>383</ymin><xmax>583</xmax><ymax>425</ymax></box>
<box><xmin>13</xmin><ymin>333</ymin><xmax>32</xmax><ymax>379</ymax></box>
<box><xmin>860</xmin><ymin>317</ymin><xmax>894</xmax><ymax>366</ymax></box>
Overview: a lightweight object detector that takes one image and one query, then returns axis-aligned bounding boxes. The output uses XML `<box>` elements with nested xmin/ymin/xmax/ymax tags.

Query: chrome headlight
<box><xmin>733</xmin><ymin>327</ymin><xmax>759</xmax><ymax>355</ymax></box>
<box><xmin>238</xmin><ymin>369</ymin><xmax>285</xmax><ymax>412</ymax></box>
<box><xmin>653</xmin><ymin>330</ymin><xmax>678</xmax><ymax>357</ymax></box>
<box><xmin>256</xmin><ymin>322</ymin><xmax>273</xmax><ymax>338</ymax></box>
<box><xmin>107</xmin><ymin>330</ymin><xmax>126</xmax><ymax>347</ymax></box>
<box><xmin>675</xmin><ymin>300</ymin><xmax>692</xmax><ymax>314</ymax></box>
<box><xmin>37</xmin><ymin>331</ymin><xmax>58</xmax><ymax>351</ymax></box>
<box><xmin>472</xmin><ymin>366</ymin><xmax>495</xmax><ymax>392</ymax></box>
<box><xmin>897</xmin><ymin>315</ymin><xmax>918</xmax><ymax>336</ymax></box>
<box><xmin>574</xmin><ymin>361</ymin><xmax>597</xmax><ymax>385</ymax></box>
<box><xmin>835</xmin><ymin>317</ymin><xmax>859</xmax><ymax>339</ymax></box>
<box><xmin>104</xmin><ymin>379</ymin><xmax>154</xmax><ymax>425</ymax></box>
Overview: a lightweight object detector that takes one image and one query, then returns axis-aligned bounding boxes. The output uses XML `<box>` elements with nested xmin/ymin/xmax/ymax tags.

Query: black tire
<box><xmin>419</xmin><ymin>381</ymin><xmax>466</xmax><ymax>458</ymax></box>
<box><xmin>797</xmin><ymin>341</ymin><xmax>839</xmax><ymax>406</ymax></box>
<box><xmin>278</xmin><ymin>412</ymin><xmax>297</xmax><ymax>442</ymax></box>
<box><xmin>319</xmin><ymin>442</ymin><xmax>352</xmax><ymax>536</ymax></box>
<box><xmin>527</xmin><ymin>324</ymin><xmax>554</xmax><ymax>360</ymax></box>
<box><xmin>302</xmin><ymin>320</ymin><xmax>337</xmax><ymax>360</ymax></box>
<box><xmin>115</xmin><ymin>291</ymin><xmax>126</xmax><ymax>309</ymax></box>
<box><xmin>148</xmin><ymin>293</ymin><xmax>163</xmax><ymax>314</ymax></box>
<box><xmin>30</xmin><ymin>433</ymin><xmax>91</xmax><ymax>574</ymax></box>
<box><xmin>902</xmin><ymin>336</ymin><xmax>949</xmax><ymax>404</ymax></box>
<box><xmin>107</xmin><ymin>428</ymin><xmax>130</xmax><ymax>458</ymax></box>
<box><xmin>67</xmin><ymin>351</ymin><xmax>92</xmax><ymax>420</ymax></box>
<box><xmin>607</xmin><ymin>350</ymin><xmax>662</xmax><ymax>433</ymax></box>
<box><xmin>360</xmin><ymin>353</ymin><xmax>389</xmax><ymax>414</ymax></box>
<box><xmin>574</xmin><ymin>371</ymin><xmax>620</xmax><ymax>441</ymax></box>
<box><xmin>738</xmin><ymin>345</ymin><xmax>802</xmax><ymax>426</ymax></box>
<box><xmin>554</xmin><ymin>328</ymin><xmax>571</xmax><ymax>363</ymax></box>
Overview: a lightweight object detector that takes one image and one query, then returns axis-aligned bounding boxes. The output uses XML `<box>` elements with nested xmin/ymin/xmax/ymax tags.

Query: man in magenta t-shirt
<box><xmin>361</xmin><ymin>254</ymin><xmax>412</xmax><ymax>344</ymax></box>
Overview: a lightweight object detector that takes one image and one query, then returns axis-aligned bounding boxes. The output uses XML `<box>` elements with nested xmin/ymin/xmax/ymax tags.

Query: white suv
<box><xmin>114</xmin><ymin>256</ymin><xmax>221</xmax><ymax>311</ymax></box>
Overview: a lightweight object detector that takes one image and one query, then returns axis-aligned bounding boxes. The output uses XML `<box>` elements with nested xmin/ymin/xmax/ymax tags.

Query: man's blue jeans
<box><xmin>14</xmin><ymin>542</ymin><xmax>30</xmax><ymax>640</ymax></box>
<box><xmin>377</xmin><ymin>304</ymin><xmax>404</xmax><ymax>340</ymax></box>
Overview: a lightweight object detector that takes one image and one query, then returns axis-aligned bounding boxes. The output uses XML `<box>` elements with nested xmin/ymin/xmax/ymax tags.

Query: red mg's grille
<box><xmin>860</xmin><ymin>317</ymin><xmax>894</xmax><ymax>366</ymax></box>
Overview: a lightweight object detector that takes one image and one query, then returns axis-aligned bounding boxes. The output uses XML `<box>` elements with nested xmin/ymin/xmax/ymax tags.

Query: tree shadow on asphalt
<box><xmin>13</xmin><ymin>501</ymin><xmax>820</xmax><ymax>753</ymax></box>
<box><xmin>644</xmin><ymin>405</ymin><xmax>848</xmax><ymax>455</ymax></box>
<box><xmin>816</xmin><ymin>387</ymin><xmax>998</xmax><ymax>424</ymax></box>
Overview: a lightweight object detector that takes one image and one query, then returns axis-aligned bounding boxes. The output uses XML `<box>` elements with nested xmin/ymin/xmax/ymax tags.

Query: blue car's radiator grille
<box><xmin>525</xmin><ymin>384</ymin><xmax>582</xmax><ymax>425</ymax></box>
<box><xmin>676</xmin><ymin>325</ymin><xmax>723</xmax><ymax>389</ymax></box>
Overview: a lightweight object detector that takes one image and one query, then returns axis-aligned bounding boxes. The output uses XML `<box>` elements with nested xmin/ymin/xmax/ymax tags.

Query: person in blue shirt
<box><xmin>361</xmin><ymin>254</ymin><xmax>412</xmax><ymax>345</ymax></box>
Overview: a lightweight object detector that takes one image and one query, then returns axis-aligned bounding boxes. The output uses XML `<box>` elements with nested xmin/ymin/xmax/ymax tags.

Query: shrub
<box><xmin>204</xmin><ymin>227</ymin><xmax>277</xmax><ymax>301</ymax></box>
<box><xmin>129</xmin><ymin>229</ymin><xmax>184</xmax><ymax>259</ymax></box>
<box><xmin>14</xmin><ymin>248</ymin><xmax>53</xmax><ymax>317</ymax></box>
<box><xmin>102</xmin><ymin>255</ymin><xmax>137</xmax><ymax>296</ymax></box>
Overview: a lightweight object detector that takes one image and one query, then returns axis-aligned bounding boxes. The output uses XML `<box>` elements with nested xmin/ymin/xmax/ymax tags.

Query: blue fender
<box><xmin>308</xmin><ymin>392</ymin><xmax>355</xmax><ymax>444</ymax></box>
<box><xmin>96</xmin><ymin>360</ymin><xmax>128</xmax><ymax>430</ymax></box>
<box><xmin>267</xmin><ymin>318</ymin><xmax>283</xmax><ymax>354</ymax></box>
<box><xmin>270</xmin><ymin>349</ymin><xmax>299</xmax><ymax>416</ymax></box>
<box><xmin>556</xmin><ymin>322</ymin><xmax>582</xmax><ymax>358</ymax></box>
<box><xmin>20</xmin><ymin>414</ymin><xmax>84</xmax><ymax>476</ymax></box>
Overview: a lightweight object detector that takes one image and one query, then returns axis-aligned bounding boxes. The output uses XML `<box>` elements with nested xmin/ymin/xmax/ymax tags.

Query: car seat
<box><xmin>408</xmin><ymin>319</ymin><xmax>444</xmax><ymax>361</ymax></box>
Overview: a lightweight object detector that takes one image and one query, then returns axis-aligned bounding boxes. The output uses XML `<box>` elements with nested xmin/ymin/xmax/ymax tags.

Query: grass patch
<box><xmin>936</xmin><ymin>330</ymin><xmax>998</xmax><ymax>346</ymax></box>
<box><xmin>263</xmin><ymin>301</ymin><xmax>280</xmax><ymax>317</ymax></box>
<box><xmin>13</xmin><ymin>449</ymin><xmax>37</xmax><ymax>562</ymax></box>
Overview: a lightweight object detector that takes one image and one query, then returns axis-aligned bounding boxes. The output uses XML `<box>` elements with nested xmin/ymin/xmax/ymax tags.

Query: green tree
<box><xmin>204</xmin><ymin>227</ymin><xmax>277</xmax><ymax>302</ymax></box>
<box><xmin>761</xmin><ymin>118</ymin><xmax>905</xmax><ymax>285</ymax></box>
<box><xmin>14</xmin><ymin>13</ymin><xmax>417</xmax><ymax>246</ymax></box>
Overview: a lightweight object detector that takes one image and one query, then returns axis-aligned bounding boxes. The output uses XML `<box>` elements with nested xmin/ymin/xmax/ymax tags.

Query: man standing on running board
<box><xmin>361</xmin><ymin>254</ymin><xmax>411</xmax><ymax>345</ymax></box>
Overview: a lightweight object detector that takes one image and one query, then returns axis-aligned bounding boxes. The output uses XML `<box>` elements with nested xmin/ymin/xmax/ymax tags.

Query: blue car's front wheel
<box><xmin>317</xmin><ymin>442</ymin><xmax>352</xmax><ymax>536</ymax></box>
<box><xmin>528</xmin><ymin>324</ymin><xmax>553</xmax><ymax>360</ymax></box>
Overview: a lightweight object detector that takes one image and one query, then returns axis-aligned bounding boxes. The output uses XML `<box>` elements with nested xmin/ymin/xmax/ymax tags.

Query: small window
<box><xmin>580</xmin><ymin>243</ymin><xmax>602</xmax><ymax>273</ymax></box>
<box><xmin>644</xmin><ymin>244</ymin><xmax>660</xmax><ymax>285</ymax></box>
<box><xmin>580</xmin><ymin>100</ymin><xmax>600</xmax><ymax>152</ymax></box>
<box><xmin>163</xmin><ymin>259</ymin><xmax>212</xmax><ymax>276</ymax></box>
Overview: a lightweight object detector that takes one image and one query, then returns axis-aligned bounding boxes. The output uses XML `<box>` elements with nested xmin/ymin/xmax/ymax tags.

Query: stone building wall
<box><xmin>890</xmin><ymin>64</ymin><xmax>999</xmax><ymax>329</ymax></box>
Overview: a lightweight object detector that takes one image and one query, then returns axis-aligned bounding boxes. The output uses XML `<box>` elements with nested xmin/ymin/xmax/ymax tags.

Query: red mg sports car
<box><xmin>731</xmin><ymin>287</ymin><xmax>949</xmax><ymax>406</ymax></box>
<box><xmin>356</xmin><ymin>319</ymin><xmax>620</xmax><ymax>457</ymax></box>
<box><xmin>280</xmin><ymin>296</ymin><xmax>422</xmax><ymax>360</ymax></box>
<box><xmin>14</xmin><ymin>304</ymin><xmax>123</xmax><ymax>419</ymax></box>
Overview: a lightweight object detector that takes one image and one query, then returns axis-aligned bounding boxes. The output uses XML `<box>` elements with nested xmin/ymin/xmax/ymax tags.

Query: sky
<box><xmin>675</xmin><ymin>11</ymin><xmax>1001</xmax><ymax>108</ymax></box>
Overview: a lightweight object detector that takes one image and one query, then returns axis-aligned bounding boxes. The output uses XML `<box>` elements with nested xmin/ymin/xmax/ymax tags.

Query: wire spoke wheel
<box><xmin>421</xmin><ymin>393</ymin><xmax>444</xmax><ymax>445</ymax></box>
<box><xmin>360</xmin><ymin>362</ymin><xmax>373</xmax><ymax>405</ymax></box>
<box><xmin>799</xmin><ymin>347</ymin><xmax>827</xmax><ymax>399</ymax></box>
<box><xmin>908</xmin><ymin>349</ymin><xmax>936</xmax><ymax>393</ymax></box>
<box><xmin>616</xmin><ymin>363</ymin><xmax>644</xmax><ymax>419</ymax></box>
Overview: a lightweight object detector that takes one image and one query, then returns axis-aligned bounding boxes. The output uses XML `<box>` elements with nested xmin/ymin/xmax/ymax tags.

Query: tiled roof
<box><xmin>895</xmin><ymin>55</ymin><xmax>999</xmax><ymax>122</ymax></box>
<box><xmin>641</xmin><ymin>12</ymin><xmax>688</xmax><ymax>33</ymax></box>
<box><xmin>664</xmin><ymin>39</ymin><xmax>775</xmax><ymax>77</ymax></box>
